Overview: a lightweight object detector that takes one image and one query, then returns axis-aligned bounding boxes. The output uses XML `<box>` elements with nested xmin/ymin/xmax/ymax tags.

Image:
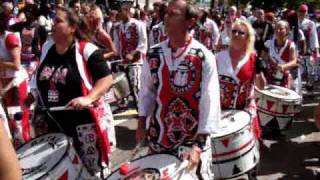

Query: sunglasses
<box><xmin>231</xmin><ymin>29</ymin><xmax>246</xmax><ymax>36</ymax></box>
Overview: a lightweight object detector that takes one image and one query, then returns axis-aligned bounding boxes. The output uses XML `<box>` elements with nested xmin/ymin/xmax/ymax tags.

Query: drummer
<box><xmin>0</xmin><ymin>14</ymin><xmax>31</xmax><ymax>148</ymax></box>
<box><xmin>30</xmin><ymin>7</ymin><xmax>113</xmax><ymax>178</ymax></box>
<box><xmin>216</xmin><ymin>19</ymin><xmax>265</xmax><ymax>178</ymax></box>
<box><xmin>137</xmin><ymin>0</ymin><xmax>221</xmax><ymax>179</ymax></box>
<box><xmin>261</xmin><ymin>20</ymin><xmax>298</xmax><ymax>89</ymax></box>
<box><xmin>217</xmin><ymin>19</ymin><xmax>265</xmax><ymax>138</ymax></box>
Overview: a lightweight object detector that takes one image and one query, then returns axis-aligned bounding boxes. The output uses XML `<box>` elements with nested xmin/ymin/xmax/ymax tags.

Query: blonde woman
<box><xmin>216</xmin><ymin>19</ymin><xmax>265</xmax><ymax>139</ymax></box>
<box><xmin>262</xmin><ymin>20</ymin><xmax>298</xmax><ymax>88</ymax></box>
<box><xmin>216</xmin><ymin>18</ymin><xmax>264</xmax><ymax>180</ymax></box>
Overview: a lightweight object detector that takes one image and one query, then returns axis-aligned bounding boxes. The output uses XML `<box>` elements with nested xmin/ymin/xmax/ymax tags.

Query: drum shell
<box><xmin>18</xmin><ymin>133</ymin><xmax>88</xmax><ymax>180</ymax></box>
<box><xmin>211</xmin><ymin>121</ymin><xmax>258</xmax><ymax>178</ymax></box>
<box><xmin>255</xmin><ymin>85</ymin><xmax>301</xmax><ymax>130</ymax></box>
<box><xmin>112</xmin><ymin>73</ymin><xmax>130</xmax><ymax>100</ymax></box>
<box><xmin>106</xmin><ymin>154</ymin><xmax>190</xmax><ymax>180</ymax></box>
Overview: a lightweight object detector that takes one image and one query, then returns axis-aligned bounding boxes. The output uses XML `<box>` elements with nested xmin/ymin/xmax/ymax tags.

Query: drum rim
<box><xmin>107</xmin><ymin>153</ymin><xmax>181</xmax><ymax>178</ymax></box>
<box><xmin>212</xmin><ymin>110</ymin><xmax>251</xmax><ymax>138</ymax></box>
<box><xmin>18</xmin><ymin>133</ymin><xmax>72</xmax><ymax>179</ymax></box>
<box><xmin>255</xmin><ymin>85</ymin><xmax>301</xmax><ymax>101</ymax></box>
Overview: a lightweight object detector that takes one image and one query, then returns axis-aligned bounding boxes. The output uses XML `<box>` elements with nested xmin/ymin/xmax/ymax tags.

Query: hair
<box><xmin>158</xmin><ymin>2</ymin><xmax>167</xmax><ymax>21</ymax></box>
<box><xmin>0</xmin><ymin>15</ymin><xmax>8</xmax><ymax>34</ymax></box>
<box><xmin>275</xmin><ymin>20</ymin><xmax>290</xmax><ymax>37</ymax></box>
<box><xmin>286</xmin><ymin>11</ymin><xmax>299</xmax><ymax>43</ymax></box>
<box><xmin>55</xmin><ymin>7</ymin><xmax>90</xmax><ymax>41</ymax></box>
<box><xmin>185</xmin><ymin>3</ymin><xmax>199</xmax><ymax>20</ymax></box>
<box><xmin>231</xmin><ymin>19</ymin><xmax>256</xmax><ymax>56</ymax></box>
<box><xmin>90</xmin><ymin>4</ymin><xmax>104</xmax><ymax>24</ymax></box>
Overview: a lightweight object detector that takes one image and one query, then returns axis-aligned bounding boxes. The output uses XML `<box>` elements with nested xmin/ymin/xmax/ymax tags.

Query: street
<box><xmin>109</xmin><ymin>84</ymin><xmax>320</xmax><ymax>180</ymax></box>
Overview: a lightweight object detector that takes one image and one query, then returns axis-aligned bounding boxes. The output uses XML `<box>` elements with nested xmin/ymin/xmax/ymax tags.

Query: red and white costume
<box><xmin>148</xmin><ymin>21</ymin><xmax>166</xmax><ymax>47</ymax></box>
<box><xmin>139</xmin><ymin>37</ymin><xmax>221</xmax><ymax>179</ymax></box>
<box><xmin>118</xmin><ymin>18</ymin><xmax>148</xmax><ymax>103</ymax></box>
<box><xmin>193</xmin><ymin>18</ymin><xmax>220</xmax><ymax>51</ymax></box>
<box><xmin>216</xmin><ymin>50</ymin><xmax>261</xmax><ymax>138</ymax></box>
<box><xmin>0</xmin><ymin>31</ymin><xmax>30</xmax><ymax>147</ymax></box>
<box><xmin>264</xmin><ymin>38</ymin><xmax>296</xmax><ymax>88</ymax></box>
<box><xmin>299</xmin><ymin>18</ymin><xmax>319</xmax><ymax>52</ymax></box>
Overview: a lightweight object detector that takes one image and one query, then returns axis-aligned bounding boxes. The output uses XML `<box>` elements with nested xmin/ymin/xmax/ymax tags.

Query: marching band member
<box><xmin>193</xmin><ymin>8</ymin><xmax>220</xmax><ymax>52</ymax></box>
<box><xmin>217</xmin><ymin>19</ymin><xmax>265</xmax><ymax>139</ymax></box>
<box><xmin>216</xmin><ymin>19</ymin><xmax>265</xmax><ymax>179</ymax></box>
<box><xmin>31</xmin><ymin>7</ymin><xmax>113</xmax><ymax>178</ymax></box>
<box><xmin>137</xmin><ymin>0</ymin><xmax>221</xmax><ymax>179</ymax></box>
<box><xmin>0</xmin><ymin>15</ymin><xmax>30</xmax><ymax>148</ymax></box>
<box><xmin>118</xmin><ymin>2</ymin><xmax>148</xmax><ymax>108</ymax></box>
<box><xmin>297</xmin><ymin>4</ymin><xmax>319</xmax><ymax>90</ymax></box>
<box><xmin>262</xmin><ymin>20</ymin><xmax>298</xmax><ymax>89</ymax></box>
<box><xmin>217</xmin><ymin>15</ymin><xmax>234</xmax><ymax>52</ymax></box>
<box><xmin>148</xmin><ymin>2</ymin><xmax>167</xmax><ymax>47</ymax></box>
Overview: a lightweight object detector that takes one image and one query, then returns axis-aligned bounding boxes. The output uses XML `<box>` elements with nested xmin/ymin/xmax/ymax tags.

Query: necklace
<box><xmin>164</xmin><ymin>37</ymin><xmax>192</xmax><ymax>72</ymax></box>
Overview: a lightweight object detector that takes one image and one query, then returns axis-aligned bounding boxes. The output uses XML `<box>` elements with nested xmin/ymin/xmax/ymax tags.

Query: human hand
<box><xmin>66</xmin><ymin>96</ymin><xmax>94</xmax><ymax>110</ymax></box>
<box><xmin>183</xmin><ymin>145</ymin><xmax>201</xmax><ymax>171</ymax></box>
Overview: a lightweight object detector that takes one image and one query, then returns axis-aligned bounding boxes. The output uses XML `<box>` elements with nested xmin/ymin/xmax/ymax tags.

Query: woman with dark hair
<box><xmin>0</xmin><ymin>14</ymin><xmax>30</xmax><ymax>148</ymax></box>
<box><xmin>30</xmin><ymin>7</ymin><xmax>113</xmax><ymax>178</ymax></box>
<box><xmin>10</xmin><ymin>3</ymin><xmax>42</xmax><ymax>77</ymax></box>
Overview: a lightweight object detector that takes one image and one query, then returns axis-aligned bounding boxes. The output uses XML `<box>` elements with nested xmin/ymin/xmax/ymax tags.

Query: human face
<box><xmin>52</xmin><ymin>10</ymin><xmax>75</xmax><ymax>44</ymax></box>
<box><xmin>275</xmin><ymin>23</ymin><xmax>288</xmax><ymax>39</ymax></box>
<box><xmin>297</xmin><ymin>10</ymin><xmax>307</xmax><ymax>20</ymax></box>
<box><xmin>164</xmin><ymin>0</ymin><xmax>188</xmax><ymax>37</ymax></box>
<box><xmin>231</xmin><ymin>24</ymin><xmax>248</xmax><ymax>38</ymax></box>
<box><xmin>89</xmin><ymin>9</ymin><xmax>102</xmax><ymax>29</ymax></box>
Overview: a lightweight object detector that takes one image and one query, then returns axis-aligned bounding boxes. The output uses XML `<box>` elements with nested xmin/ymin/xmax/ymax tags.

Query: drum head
<box><xmin>212</xmin><ymin>110</ymin><xmax>251</xmax><ymax>138</ymax></box>
<box><xmin>112</xmin><ymin>72</ymin><xmax>126</xmax><ymax>84</ymax></box>
<box><xmin>17</xmin><ymin>133</ymin><xmax>69</xmax><ymax>179</ymax></box>
<box><xmin>107</xmin><ymin>154</ymin><xmax>181</xmax><ymax>180</ymax></box>
<box><xmin>256</xmin><ymin>85</ymin><xmax>301</xmax><ymax>101</ymax></box>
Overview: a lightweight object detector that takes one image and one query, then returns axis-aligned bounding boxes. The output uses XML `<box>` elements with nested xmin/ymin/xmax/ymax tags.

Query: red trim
<box><xmin>212</xmin><ymin>138</ymin><xmax>254</xmax><ymax>158</ymax></box>
<box><xmin>19</xmin><ymin>80</ymin><xmax>31</xmax><ymax>142</ymax></box>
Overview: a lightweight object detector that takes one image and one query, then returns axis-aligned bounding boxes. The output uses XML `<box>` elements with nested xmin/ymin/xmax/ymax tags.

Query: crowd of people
<box><xmin>1</xmin><ymin>0</ymin><xmax>320</xmax><ymax>179</ymax></box>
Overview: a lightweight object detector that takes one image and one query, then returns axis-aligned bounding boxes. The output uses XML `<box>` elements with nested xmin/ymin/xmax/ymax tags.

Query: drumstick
<box><xmin>167</xmin><ymin>160</ymin><xmax>189</xmax><ymax>179</ymax></box>
<box><xmin>110</xmin><ymin>59</ymin><xmax>123</xmax><ymax>64</ymax></box>
<box><xmin>45</xmin><ymin>105</ymin><xmax>94</xmax><ymax>112</ymax></box>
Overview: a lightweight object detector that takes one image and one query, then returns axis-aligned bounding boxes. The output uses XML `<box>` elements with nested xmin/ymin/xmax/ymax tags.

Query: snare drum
<box><xmin>107</xmin><ymin>154</ymin><xmax>195</xmax><ymax>180</ymax></box>
<box><xmin>17</xmin><ymin>133</ymin><xmax>90</xmax><ymax>180</ymax></box>
<box><xmin>104</xmin><ymin>72</ymin><xmax>130</xmax><ymax>104</ymax></box>
<box><xmin>112</xmin><ymin>72</ymin><xmax>130</xmax><ymax>100</ymax></box>
<box><xmin>255</xmin><ymin>85</ymin><xmax>301</xmax><ymax>131</ymax></box>
<box><xmin>211</xmin><ymin>110</ymin><xmax>260</xmax><ymax>179</ymax></box>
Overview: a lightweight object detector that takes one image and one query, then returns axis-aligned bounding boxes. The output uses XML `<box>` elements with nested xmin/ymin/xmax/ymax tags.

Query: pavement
<box><xmin>109</xmin><ymin>84</ymin><xmax>320</xmax><ymax>180</ymax></box>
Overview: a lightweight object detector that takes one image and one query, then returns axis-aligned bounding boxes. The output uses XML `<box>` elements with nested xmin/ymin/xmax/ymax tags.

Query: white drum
<box><xmin>104</xmin><ymin>72</ymin><xmax>130</xmax><ymax>104</ymax></box>
<box><xmin>107</xmin><ymin>154</ymin><xmax>195</xmax><ymax>180</ymax></box>
<box><xmin>17</xmin><ymin>133</ymin><xmax>90</xmax><ymax>180</ymax></box>
<box><xmin>255</xmin><ymin>85</ymin><xmax>302</xmax><ymax>131</ymax></box>
<box><xmin>211</xmin><ymin>110</ymin><xmax>259</xmax><ymax>179</ymax></box>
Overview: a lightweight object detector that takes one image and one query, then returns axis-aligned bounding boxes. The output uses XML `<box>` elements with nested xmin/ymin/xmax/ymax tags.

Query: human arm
<box><xmin>97</xmin><ymin>29</ymin><xmax>117</xmax><ymax>60</ymax></box>
<box><xmin>278</xmin><ymin>43</ymin><xmax>298</xmax><ymax>72</ymax></box>
<box><xmin>0</xmin><ymin>121</ymin><xmax>22</xmax><ymax>180</ymax></box>
<box><xmin>0</xmin><ymin>34</ymin><xmax>21</xmax><ymax>70</ymax></box>
<box><xmin>67</xmin><ymin>49</ymin><xmax>113</xmax><ymax>109</ymax></box>
<box><xmin>198</xmin><ymin>49</ymin><xmax>221</xmax><ymax>135</ymax></box>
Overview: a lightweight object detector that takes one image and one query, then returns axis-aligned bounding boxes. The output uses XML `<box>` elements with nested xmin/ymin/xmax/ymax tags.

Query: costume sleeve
<box><xmin>198</xmin><ymin>49</ymin><xmax>221</xmax><ymax>134</ymax></box>
<box><xmin>211</xmin><ymin>20</ymin><xmax>220</xmax><ymax>48</ymax></box>
<box><xmin>136</xmin><ymin>21</ymin><xmax>148</xmax><ymax>54</ymax></box>
<box><xmin>87</xmin><ymin>49</ymin><xmax>111</xmax><ymax>82</ymax></box>
<box><xmin>138</xmin><ymin>58</ymin><xmax>156</xmax><ymax>117</ymax></box>
<box><xmin>5</xmin><ymin>33</ymin><xmax>20</xmax><ymax>49</ymax></box>
<box><xmin>310</xmin><ymin>22</ymin><xmax>319</xmax><ymax>50</ymax></box>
